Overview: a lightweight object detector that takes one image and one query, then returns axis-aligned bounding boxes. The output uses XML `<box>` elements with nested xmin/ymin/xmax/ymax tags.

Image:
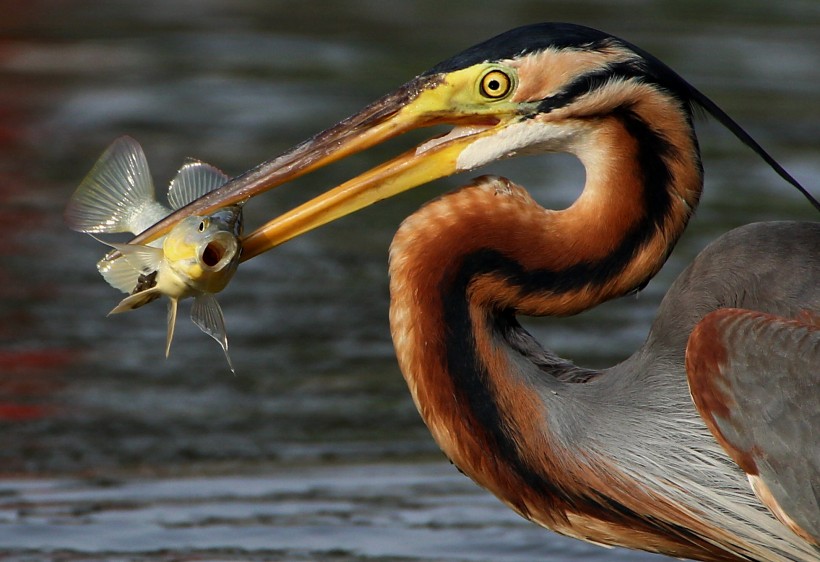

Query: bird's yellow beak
<box><xmin>130</xmin><ymin>65</ymin><xmax>525</xmax><ymax>259</ymax></box>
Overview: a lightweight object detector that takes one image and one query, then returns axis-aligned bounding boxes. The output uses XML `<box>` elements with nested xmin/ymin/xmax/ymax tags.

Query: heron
<box><xmin>129</xmin><ymin>23</ymin><xmax>819</xmax><ymax>561</ymax></box>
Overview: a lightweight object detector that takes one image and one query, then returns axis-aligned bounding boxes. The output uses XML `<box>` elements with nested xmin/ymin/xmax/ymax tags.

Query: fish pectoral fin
<box><xmin>98</xmin><ymin>240</ymin><xmax>164</xmax><ymax>275</ymax></box>
<box><xmin>92</xmin><ymin>236</ymin><xmax>163</xmax><ymax>294</ymax></box>
<box><xmin>65</xmin><ymin>136</ymin><xmax>158</xmax><ymax>234</ymax></box>
<box><xmin>191</xmin><ymin>293</ymin><xmax>235</xmax><ymax>374</ymax></box>
<box><xmin>108</xmin><ymin>288</ymin><xmax>162</xmax><ymax>315</ymax></box>
<box><xmin>167</xmin><ymin>160</ymin><xmax>230</xmax><ymax>210</ymax></box>
<box><xmin>166</xmin><ymin>298</ymin><xmax>179</xmax><ymax>358</ymax></box>
<box><xmin>97</xmin><ymin>252</ymin><xmax>144</xmax><ymax>294</ymax></box>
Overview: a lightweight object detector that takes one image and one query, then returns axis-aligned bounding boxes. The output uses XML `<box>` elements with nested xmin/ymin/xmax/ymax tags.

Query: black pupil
<box><xmin>487</xmin><ymin>79</ymin><xmax>500</xmax><ymax>91</ymax></box>
<box><xmin>198</xmin><ymin>221</ymin><xmax>205</xmax><ymax>231</ymax></box>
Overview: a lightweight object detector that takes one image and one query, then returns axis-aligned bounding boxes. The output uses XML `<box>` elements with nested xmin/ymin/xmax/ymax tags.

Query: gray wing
<box><xmin>686</xmin><ymin>308</ymin><xmax>819</xmax><ymax>545</ymax></box>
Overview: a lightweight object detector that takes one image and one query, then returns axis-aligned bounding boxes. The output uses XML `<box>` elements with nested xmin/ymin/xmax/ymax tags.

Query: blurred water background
<box><xmin>0</xmin><ymin>1</ymin><xmax>818</xmax><ymax>560</ymax></box>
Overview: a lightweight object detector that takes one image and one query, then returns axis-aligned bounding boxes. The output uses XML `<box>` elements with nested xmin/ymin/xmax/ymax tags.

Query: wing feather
<box><xmin>686</xmin><ymin>308</ymin><xmax>819</xmax><ymax>545</ymax></box>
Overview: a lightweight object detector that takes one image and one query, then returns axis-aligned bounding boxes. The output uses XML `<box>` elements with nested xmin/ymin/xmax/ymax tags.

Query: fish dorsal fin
<box><xmin>65</xmin><ymin>136</ymin><xmax>167</xmax><ymax>234</ymax></box>
<box><xmin>167</xmin><ymin>160</ymin><xmax>230</xmax><ymax>210</ymax></box>
<box><xmin>191</xmin><ymin>293</ymin><xmax>234</xmax><ymax>373</ymax></box>
<box><xmin>108</xmin><ymin>287</ymin><xmax>162</xmax><ymax>315</ymax></box>
<box><xmin>166</xmin><ymin>298</ymin><xmax>179</xmax><ymax>358</ymax></box>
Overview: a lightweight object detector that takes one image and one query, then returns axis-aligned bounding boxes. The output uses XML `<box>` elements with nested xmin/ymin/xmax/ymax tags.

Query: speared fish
<box><xmin>65</xmin><ymin>136</ymin><xmax>243</xmax><ymax>372</ymax></box>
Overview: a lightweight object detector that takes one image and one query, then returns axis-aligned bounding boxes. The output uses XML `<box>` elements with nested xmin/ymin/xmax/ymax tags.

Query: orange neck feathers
<box><xmin>386</xmin><ymin>103</ymin><xmax>716</xmax><ymax>555</ymax></box>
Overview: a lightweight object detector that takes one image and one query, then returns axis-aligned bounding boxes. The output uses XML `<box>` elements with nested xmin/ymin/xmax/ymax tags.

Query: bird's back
<box><xmin>613</xmin><ymin>221</ymin><xmax>819</xmax><ymax>561</ymax></box>
<box><xmin>651</xmin><ymin>221</ymin><xmax>819</xmax><ymax>354</ymax></box>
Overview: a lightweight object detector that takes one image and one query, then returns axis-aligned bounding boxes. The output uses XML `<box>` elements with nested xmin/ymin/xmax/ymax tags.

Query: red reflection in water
<box><xmin>0</xmin><ymin>2</ymin><xmax>77</xmax><ymax>423</ymax></box>
<box><xmin>0</xmin><ymin>402</ymin><xmax>54</xmax><ymax>421</ymax></box>
<box><xmin>0</xmin><ymin>344</ymin><xmax>74</xmax><ymax>420</ymax></box>
<box><xmin>0</xmin><ymin>349</ymin><xmax>76</xmax><ymax>421</ymax></box>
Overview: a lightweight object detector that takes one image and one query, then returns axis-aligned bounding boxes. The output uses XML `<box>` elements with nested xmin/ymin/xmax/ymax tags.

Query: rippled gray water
<box><xmin>1</xmin><ymin>1</ymin><xmax>818</xmax><ymax>560</ymax></box>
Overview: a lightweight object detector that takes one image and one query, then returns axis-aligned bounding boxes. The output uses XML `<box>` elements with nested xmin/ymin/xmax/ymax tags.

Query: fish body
<box><xmin>65</xmin><ymin>136</ymin><xmax>242</xmax><ymax>371</ymax></box>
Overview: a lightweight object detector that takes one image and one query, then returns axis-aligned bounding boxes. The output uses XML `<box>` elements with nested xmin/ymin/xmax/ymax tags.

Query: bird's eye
<box><xmin>198</xmin><ymin>220</ymin><xmax>207</xmax><ymax>232</ymax></box>
<box><xmin>479</xmin><ymin>69</ymin><xmax>512</xmax><ymax>100</ymax></box>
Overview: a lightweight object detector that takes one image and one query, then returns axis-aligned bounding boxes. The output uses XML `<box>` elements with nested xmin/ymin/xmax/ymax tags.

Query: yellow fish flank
<box><xmin>65</xmin><ymin>136</ymin><xmax>243</xmax><ymax>372</ymax></box>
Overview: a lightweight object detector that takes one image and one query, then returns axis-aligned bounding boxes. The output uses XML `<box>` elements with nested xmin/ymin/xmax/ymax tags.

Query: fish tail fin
<box><xmin>65</xmin><ymin>136</ymin><xmax>170</xmax><ymax>235</ymax></box>
<box><xmin>166</xmin><ymin>298</ymin><xmax>179</xmax><ymax>358</ymax></box>
<box><xmin>191</xmin><ymin>293</ymin><xmax>235</xmax><ymax>374</ymax></box>
<box><xmin>108</xmin><ymin>287</ymin><xmax>162</xmax><ymax>315</ymax></box>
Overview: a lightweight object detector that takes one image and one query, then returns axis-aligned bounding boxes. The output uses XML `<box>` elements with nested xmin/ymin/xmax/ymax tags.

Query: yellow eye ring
<box><xmin>479</xmin><ymin>69</ymin><xmax>513</xmax><ymax>99</ymax></box>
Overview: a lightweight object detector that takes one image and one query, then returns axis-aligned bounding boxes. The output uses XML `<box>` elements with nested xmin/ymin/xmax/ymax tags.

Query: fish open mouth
<box><xmin>199</xmin><ymin>233</ymin><xmax>238</xmax><ymax>271</ymax></box>
<box><xmin>202</xmin><ymin>241</ymin><xmax>224</xmax><ymax>268</ymax></box>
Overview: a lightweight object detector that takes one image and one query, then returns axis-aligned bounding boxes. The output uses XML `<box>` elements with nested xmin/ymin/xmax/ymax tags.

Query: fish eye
<box><xmin>479</xmin><ymin>69</ymin><xmax>513</xmax><ymax>100</ymax></box>
<box><xmin>197</xmin><ymin>219</ymin><xmax>208</xmax><ymax>232</ymax></box>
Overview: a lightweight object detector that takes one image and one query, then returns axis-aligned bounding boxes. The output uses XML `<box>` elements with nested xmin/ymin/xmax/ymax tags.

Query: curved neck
<box><xmin>388</xmin><ymin>108</ymin><xmax>711</xmax><ymax>554</ymax></box>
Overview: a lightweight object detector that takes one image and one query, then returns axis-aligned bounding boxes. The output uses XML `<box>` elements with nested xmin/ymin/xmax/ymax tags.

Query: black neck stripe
<box><xmin>438</xmin><ymin>108</ymin><xmax>691</xmax><ymax>507</ymax></box>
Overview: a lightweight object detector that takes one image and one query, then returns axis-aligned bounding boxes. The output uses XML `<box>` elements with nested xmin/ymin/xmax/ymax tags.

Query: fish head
<box><xmin>162</xmin><ymin>205</ymin><xmax>243</xmax><ymax>294</ymax></box>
